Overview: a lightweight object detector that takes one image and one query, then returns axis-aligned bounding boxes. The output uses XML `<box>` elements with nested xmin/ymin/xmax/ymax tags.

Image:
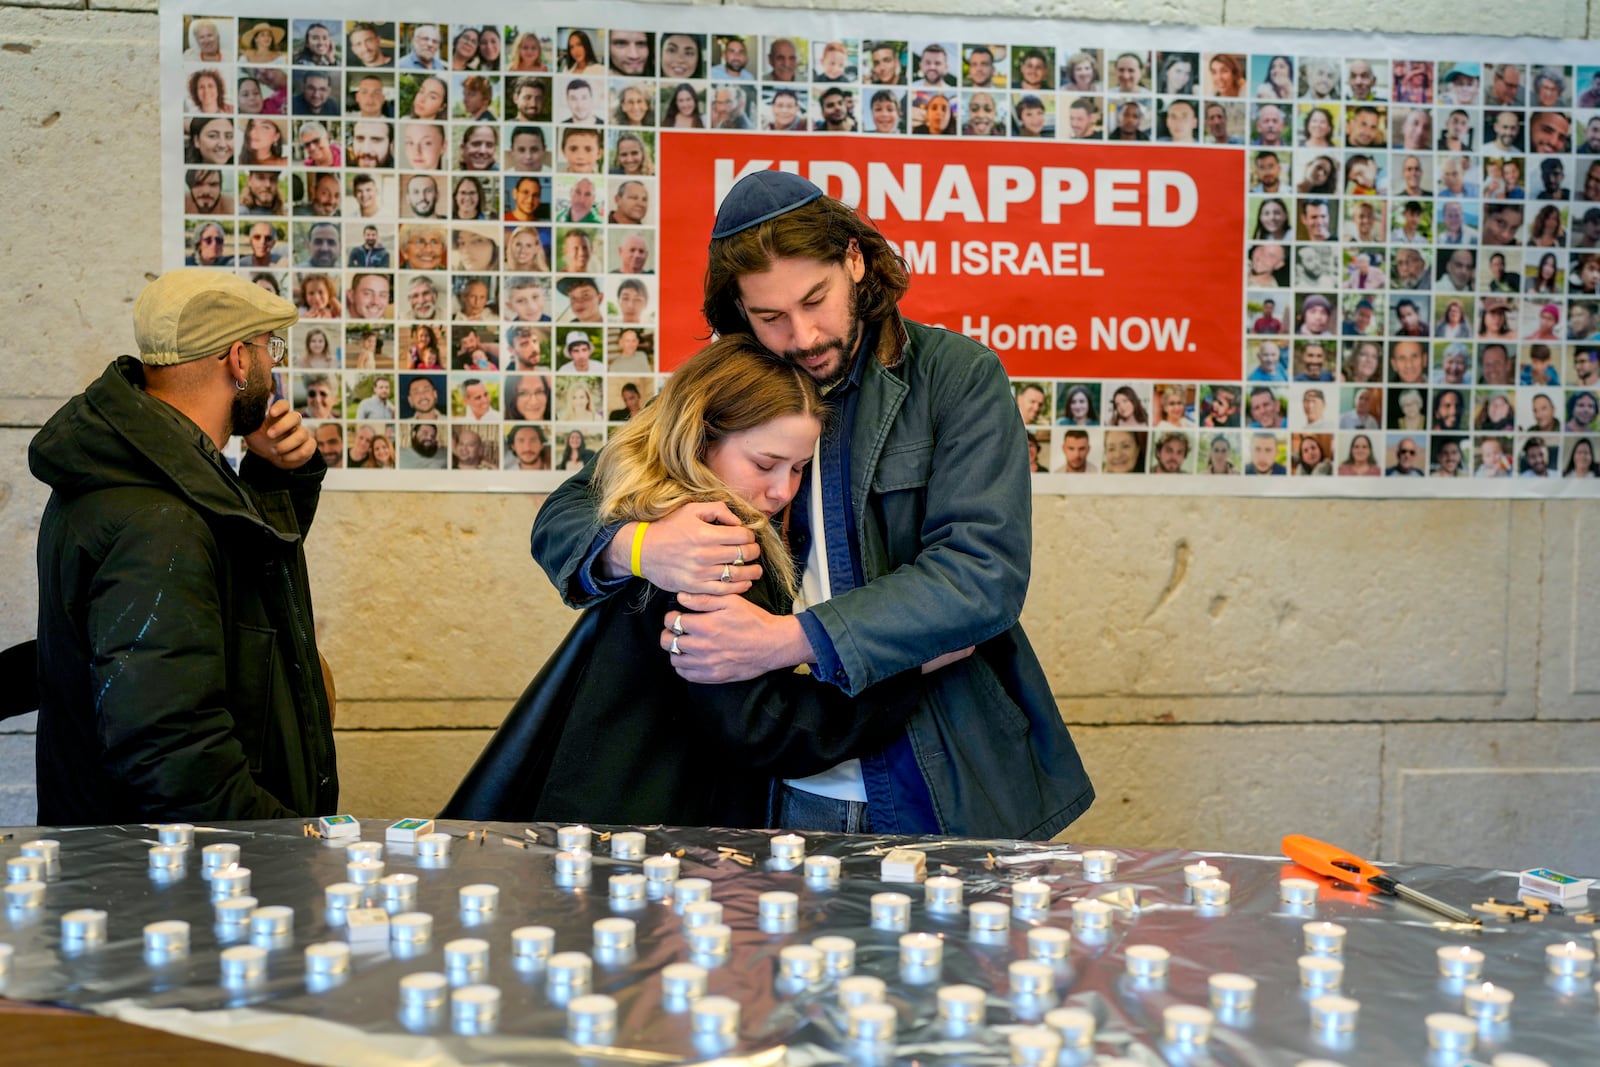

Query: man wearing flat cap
<box><xmin>531</xmin><ymin>170</ymin><xmax>1092</xmax><ymax>840</ymax></box>
<box><xmin>30</xmin><ymin>269</ymin><xmax>338</xmax><ymax>823</ymax></box>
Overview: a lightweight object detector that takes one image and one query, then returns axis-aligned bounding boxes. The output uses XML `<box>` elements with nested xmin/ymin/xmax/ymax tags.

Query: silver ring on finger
<box><xmin>720</xmin><ymin>564</ymin><xmax>732</xmax><ymax>583</ymax></box>
<box><xmin>671</xmin><ymin>612</ymin><xmax>684</xmax><ymax>636</ymax></box>
<box><xmin>733</xmin><ymin>546</ymin><xmax>745</xmax><ymax>566</ymax></box>
<box><xmin>669</xmin><ymin>635</ymin><xmax>682</xmax><ymax>655</ymax></box>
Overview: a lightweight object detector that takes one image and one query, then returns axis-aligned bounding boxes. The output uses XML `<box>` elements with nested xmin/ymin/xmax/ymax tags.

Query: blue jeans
<box><xmin>777</xmin><ymin>785</ymin><xmax>872</xmax><ymax>833</ymax></box>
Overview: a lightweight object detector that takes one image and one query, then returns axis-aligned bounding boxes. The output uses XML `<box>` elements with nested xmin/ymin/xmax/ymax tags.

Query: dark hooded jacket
<box><xmin>30</xmin><ymin>357</ymin><xmax>336</xmax><ymax>824</ymax></box>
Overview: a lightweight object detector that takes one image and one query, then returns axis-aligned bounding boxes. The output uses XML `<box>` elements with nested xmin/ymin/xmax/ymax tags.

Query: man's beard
<box><xmin>413</xmin><ymin>437</ymin><xmax>440</xmax><ymax>458</ymax></box>
<box><xmin>777</xmin><ymin>279</ymin><xmax>861</xmax><ymax>388</ymax></box>
<box><xmin>229</xmin><ymin>356</ymin><xmax>274</xmax><ymax>437</ymax></box>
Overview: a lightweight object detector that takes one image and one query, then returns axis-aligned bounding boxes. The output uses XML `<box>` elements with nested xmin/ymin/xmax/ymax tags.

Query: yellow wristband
<box><xmin>629</xmin><ymin>521</ymin><xmax>650</xmax><ymax>578</ymax></box>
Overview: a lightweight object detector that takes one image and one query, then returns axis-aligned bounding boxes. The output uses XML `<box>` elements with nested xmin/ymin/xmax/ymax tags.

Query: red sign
<box><xmin>658</xmin><ymin>132</ymin><xmax>1243</xmax><ymax>379</ymax></box>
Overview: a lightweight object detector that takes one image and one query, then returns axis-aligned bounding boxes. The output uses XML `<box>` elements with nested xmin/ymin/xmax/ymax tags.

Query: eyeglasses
<box><xmin>1398</xmin><ymin>448</ymin><xmax>1417</xmax><ymax>456</ymax></box>
<box><xmin>243</xmin><ymin>336</ymin><xmax>288</xmax><ymax>364</ymax></box>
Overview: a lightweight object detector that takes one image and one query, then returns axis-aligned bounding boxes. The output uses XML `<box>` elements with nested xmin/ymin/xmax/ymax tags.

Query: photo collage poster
<box><xmin>165</xmin><ymin>1</ymin><xmax>1600</xmax><ymax>493</ymax></box>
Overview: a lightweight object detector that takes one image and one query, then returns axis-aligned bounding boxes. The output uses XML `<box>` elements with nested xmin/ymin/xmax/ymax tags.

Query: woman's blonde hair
<box><xmin>595</xmin><ymin>336</ymin><xmax>823</xmax><ymax>598</ymax></box>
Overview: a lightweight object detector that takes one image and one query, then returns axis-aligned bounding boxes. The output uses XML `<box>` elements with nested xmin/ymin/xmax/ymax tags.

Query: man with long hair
<box><xmin>531</xmin><ymin>171</ymin><xmax>1092</xmax><ymax>839</ymax></box>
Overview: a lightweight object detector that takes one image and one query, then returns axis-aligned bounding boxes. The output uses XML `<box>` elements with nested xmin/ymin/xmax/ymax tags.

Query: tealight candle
<box><xmin>804</xmin><ymin>855</ymin><xmax>841</xmax><ymax>885</ymax></box>
<box><xmin>1424</xmin><ymin>1012</ymin><xmax>1477</xmax><ymax>1053</ymax></box>
<box><xmin>683</xmin><ymin>901</ymin><xmax>724</xmax><ymax>928</ymax></box>
<box><xmin>691</xmin><ymin>995</ymin><xmax>740</xmax><ymax>1042</ymax></box>
<box><xmin>643</xmin><ymin>854</ymin><xmax>680</xmax><ymax>885</ymax></box>
<box><xmin>5</xmin><ymin>857</ymin><xmax>44</xmax><ymax>884</ymax></box>
<box><xmin>610</xmin><ymin>832</ymin><xmax>646</xmax><ymax>860</ymax></box>
<box><xmin>608</xmin><ymin>874</ymin><xmax>646</xmax><ymax>904</ymax></box>
<box><xmin>1491</xmin><ymin>1055</ymin><xmax>1554</xmax><ymax>1067</ymax></box>
<box><xmin>1163</xmin><ymin>1004</ymin><xmax>1213</xmax><ymax>1045</ymax></box>
<box><xmin>459</xmin><ymin>884</ymin><xmax>499</xmax><ymax>915</ymax></box>
<box><xmin>144</xmin><ymin>919</ymin><xmax>190</xmax><ymax>957</ymax></box>
<box><xmin>4</xmin><ymin>881</ymin><xmax>44</xmax><ymax>910</ymax></box>
<box><xmin>324</xmin><ymin>882</ymin><xmax>362</xmax><ymax>912</ymax></box>
<box><xmin>1028</xmin><ymin>926</ymin><xmax>1071</xmax><ymax>962</ymax></box>
<box><xmin>148</xmin><ymin>845</ymin><xmax>184</xmax><ymax>871</ymax></box>
<box><xmin>1125</xmin><ymin>944</ymin><xmax>1170</xmax><ymax>980</ymax></box>
<box><xmin>813</xmin><ymin>934</ymin><xmax>856</xmax><ymax>977</ymax></box>
<box><xmin>1279</xmin><ymin>878</ymin><xmax>1319</xmax><ymax>906</ymax></box>
<box><xmin>214</xmin><ymin>896</ymin><xmax>257</xmax><ymax>926</ymax></box>
<box><xmin>444</xmin><ymin>938</ymin><xmax>490</xmax><ymax>974</ymax></box>
<box><xmin>1010</xmin><ymin>959</ymin><xmax>1055</xmax><ymax>996</ymax></box>
<box><xmin>1545</xmin><ymin>941</ymin><xmax>1594</xmax><ymax>978</ymax></box>
<box><xmin>970</xmin><ymin>901</ymin><xmax>1011</xmax><ymax>933</ymax></box>
<box><xmin>847</xmin><ymin>1002</ymin><xmax>897</xmax><ymax>1044</ymax></box>
<box><xmin>900</xmin><ymin>931</ymin><xmax>943</xmax><ymax>970</ymax></box>
<box><xmin>758</xmin><ymin>890</ymin><xmax>799</xmax><ymax>932</ymax></box>
<box><xmin>547</xmin><ymin>951</ymin><xmax>593</xmax><ymax>990</ymax></box>
<box><xmin>1302</xmin><ymin>921</ymin><xmax>1347</xmax><ymax>955</ymax></box>
<box><xmin>391</xmin><ymin>912</ymin><xmax>432</xmax><ymax>945</ymax></box>
<box><xmin>1310</xmin><ymin>994</ymin><xmax>1360</xmax><ymax>1034</ymax></box>
<box><xmin>19</xmin><ymin>840</ymin><xmax>59</xmax><ymax>863</ymax></box>
<box><xmin>346</xmin><ymin>859</ymin><xmax>384</xmax><ymax>885</ymax></box>
<box><xmin>1192</xmin><ymin>878</ymin><xmax>1231</xmax><ymax>907</ymax></box>
<box><xmin>249</xmin><ymin>904</ymin><xmax>294</xmax><ymax>939</ymax></box>
<box><xmin>416</xmin><ymin>832</ymin><xmax>452</xmax><ymax>860</ymax></box>
<box><xmin>555</xmin><ymin>850</ymin><xmax>591</xmax><ymax>878</ymax></box>
<box><xmin>305</xmin><ymin>941</ymin><xmax>351</xmax><ymax>976</ymax></box>
<box><xmin>211</xmin><ymin>866</ymin><xmax>251</xmax><ymax>898</ymax></box>
<box><xmin>1081</xmin><ymin>850</ymin><xmax>1118</xmax><ymax>878</ymax></box>
<box><xmin>771</xmin><ymin>834</ymin><xmax>805</xmax><ymax>862</ymax></box>
<box><xmin>451</xmin><ymin>984</ymin><xmax>500</xmax><ymax>1034</ymax></box>
<box><xmin>1462</xmin><ymin>982</ymin><xmax>1514</xmax><ymax>1023</ymax></box>
<box><xmin>220</xmin><ymin>944</ymin><xmax>267</xmax><ymax>985</ymax></box>
<box><xmin>1013</xmin><ymin>878</ymin><xmax>1051</xmax><ymax>912</ymax></box>
<box><xmin>1184</xmin><ymin>862</ymin><xmax>1220</xmax><ymax>887</ymax></box>
<box><xmin>1298</xmin><ymin>954</ymin><xmax>1343</xmax><ymax>990</ymax></box>
<box><xmin>1010</xmin><ymin>1026</ymin><xmax>1062</xmax><ymax>1065</ymax></box>
<box><xmin>925</xmin><ymin>875</ymin><xmax>964</xmax><ymax>911</ymax></box>
<box><xmin>662</xmin><ymin>961</ymin><xmax>707</xmax><ymax>1002</ymax></box>
<box><xmin>1209</xmin><ymin>972</ymin><xmax>1256</xmax><ymax>1012</ymax></box>
<box><xmin>379</xmin><ymin>873</ymin><xmax>418</xmax><ymax>906</ymax></box>
<box><xmin>1437</xmin><ymin>946</ymin><xmax>1485</xmax><ymax>980</ymax></box>
<box><xmin>568</xmin><ymin>993</ymin><xmax>617</xmax><ymax>1045</ymax></box>
<box><xmin>839</xmin><ymin>974</ymin><xmax>886</xmax><ymax>1008</ymax></box>
<box><xmin>871</xmin><ymin>892</ymin><xmax>911</xmax><ymax>931</ymax></box>
<box><xmin>778</xmin><ymin>944</ymin><xmax>823</xmax><ymax>985</ymax></box>
<box><xmin>346</xmin><ymin>841</ymin><xmax>383</xmax><ymax>864</ymax></box>
<box><xmin>557</xmin><ymin>825</ymin><xmax>592</xmax><ymax>853</ymax></box>
<box><xmin>673</xmin><ymin>878</ymin><xmax>712</xmax><ymax>910</ymax></box>
<box><xmin>593</xmin><ymin>917</ymin><xmax>635</xmax><ymax>952</ymax></box>
<box><xmin>201</xmin><ymin>843</ymin><xmax>240</xmax><ymax>874</ymax></box>
<box><xmin>511</xmin><ymin>925</ymin><xmax>553</xmax><ymax>964</ymax></box>
<box><xmin>938</xmin><ymin>984</ymin><xmax>986</xmax><ymax>1034</ymax></box>
<box><xmin>399</xmin><ymin>971</ymin><xmax>448</xmax><ymax>1013</ymax></box>
<box><xmin>62</xmin><ymin>909</ymin><xmax>107</xmax><ymax>942</ymax></box>
<box><xmin>1072</xmin><ymin>898</ymin><xmax>1112</xmax><ymax>930</ymax></box>
<box><xmin>688</xmin><ymin>923</ymin><xmax>732</xmax><ymax>958</ymax></box>
<box><xmin>1045</xmin><ymin>1006</ymin><xmax>1095</xmax><ymax>1048</ymax></box>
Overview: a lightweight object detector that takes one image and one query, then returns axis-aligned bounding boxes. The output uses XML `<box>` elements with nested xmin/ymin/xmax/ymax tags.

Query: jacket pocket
<box><xmin>230</xmin><ymin>624</ymin><xmax>278</xmax><ymax>773</ymax></box>
<box><xmin>871</xmin><ymin>441</ymin><xmax>934</xmax><ymax>492</ymax></box>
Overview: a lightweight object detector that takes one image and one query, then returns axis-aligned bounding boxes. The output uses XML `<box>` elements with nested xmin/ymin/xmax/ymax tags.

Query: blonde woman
<box><xmin>444</xmin><ymin>337</ymin><xmax>933</xmax><ymax>826</ymax></box>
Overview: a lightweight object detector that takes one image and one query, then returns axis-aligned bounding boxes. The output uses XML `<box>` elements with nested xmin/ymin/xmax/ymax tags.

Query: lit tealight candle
<box><xmin>871</xmin><ymin>892</ymin><xmax>911</xmax><ymax>931</ymax></box>
<box><xmin>1425</xmin><ymin>1011</ymin><xmax>1477</xmax><ymax>1054</ymax></box>
<box><xmin>1436</xmin><ymin>945</ymin><xmax>1485</xmax><ymax>980</ymax></box>
<box><xmin>924</xmin><ymin>875</ymin><xmax>964</xmax><ymax>911</ymax></box>
<box><xmin>1545</xmin><ymin>941</ymin><xmax>1595</xmax><ymax>979</ymax></box>
<box><xmin>900</xmin><ymin>932</ymin><xmax>943</xmax><ymax>971</ymax></box>
<box><xmin>1462</xmin><ymin>981</ymin><xmax>1514</xmax><ymax>1024</ymax></box>
<box><xmin>556</xmin><ymin>825</ymin><xmax>592</xmax><ymax>853</ymax></box>
<box><xmin>804</xmin><ymin>855</ymin><xmax>841</xmax><ymax>885</ymax></box>
<box><xmin>1072</xmin><ymin>898</ymin><xmax>1112</xmax><ymax>931</ymax></box>
<box><xmin>1298</xmin><ymin>954</ymin><xmax>1344</xmax><ymax>990</ymax></box>
<box><xmin>1013</xmin><ymin>878</ymin><xmax>1051</xmax><ymax>912</ymax></box>
<box><xmin>1192</xmin><ymin>878</ymin><xmax>1231</xmax><ymax>907</ymax></box>
<box><xmin>771</xmin><ymin>833</ymin><xmax>805</xmax><ymax>862</ymax></box>
<box><xmin>643</xmin><ymin>854</ymin><xmax>679</xmax><ymax>884</ymax></box>
<box><xmin>1302</xmin><ymin>921</ymin><xmax>1347</xmax><ymax>956</ymax></box>
<box><xmin>1184</xmin><ymin>862</ymin><xmax>1220</xmax><ymax>887</ymax></box>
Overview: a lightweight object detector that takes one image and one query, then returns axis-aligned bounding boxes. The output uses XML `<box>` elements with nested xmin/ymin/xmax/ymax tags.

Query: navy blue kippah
<box><xmin>711</xmin><ymin>170</ymin><xmax>824</xmax><ymax>239</ymax></box>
